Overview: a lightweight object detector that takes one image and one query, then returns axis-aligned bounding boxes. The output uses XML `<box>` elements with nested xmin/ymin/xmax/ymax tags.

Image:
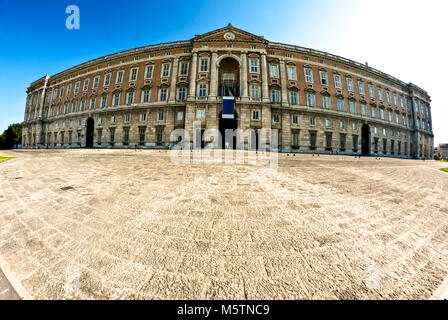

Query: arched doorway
<box><xmin>361</xmin><ymin>124</ymin><xmax>370</xmax><ymax>155</ymax></box>
<box><xmin>86</xmin><ymin>117</ymin><xmax>94</xmax><ymax>148</ymax></box>
<box><xmin>218</xmin><ymin>57</ymin><xmax>240</xmax><ymax>97</ymax></box>
<box><xmin>219</xmin><ymin>111</ymin><xmax>238</xmax><ymax>149</ymax></box>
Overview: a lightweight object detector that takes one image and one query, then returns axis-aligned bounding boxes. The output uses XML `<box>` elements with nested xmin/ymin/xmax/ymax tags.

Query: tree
<box><xmin>0</xmin><ymin>122</ymin><xmax>22</xmax><ymax>149</ymax></box>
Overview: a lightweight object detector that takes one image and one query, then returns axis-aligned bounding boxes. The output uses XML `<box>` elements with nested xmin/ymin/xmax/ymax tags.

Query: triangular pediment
<box><xmin>192</xmin><ymin>24</ymin><xmax>268</xmax><ymax>43</ymax></box>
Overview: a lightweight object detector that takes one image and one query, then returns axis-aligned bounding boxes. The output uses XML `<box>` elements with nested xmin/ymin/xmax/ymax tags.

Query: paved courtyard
<box><xmin>0</xmin><ymin>149</ymin><xmax>448</xmax><ymax>300</ymax></box>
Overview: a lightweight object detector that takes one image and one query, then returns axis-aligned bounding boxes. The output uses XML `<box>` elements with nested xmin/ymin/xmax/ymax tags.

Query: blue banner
<box><xmin>222</xmin><ymin>96</ymin><xmax>235</xmax><ymax>119</ymax></box>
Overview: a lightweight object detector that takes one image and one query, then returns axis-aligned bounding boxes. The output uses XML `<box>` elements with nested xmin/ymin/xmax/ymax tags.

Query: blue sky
<box><xmin>0</xmin><ymin>0</ymin><xmax>446</xmax><ymax>144</ymax></box>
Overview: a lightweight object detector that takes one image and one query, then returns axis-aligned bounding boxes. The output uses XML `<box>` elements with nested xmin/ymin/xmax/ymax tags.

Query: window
<box><xmin>226</xmin><ymin>44</ymin><xmax>233</xmax><ymax>49</ymax></box>
<box><xmin>196</xmin><ymin>109</ymin><xmax>205</xmax><ymax>119</ymax></box>
<box><xmin>178</xmin><ymin>87</ymin><xmax>186</xmax><ymax>101</ymax></box>
<box><xmin>353</xmin><ymin>123</ymin><xmax>357</xmax><ymax>130</ymax></box>
<box><xmin>67</xmin><ymin>84</ymin><xmax>72</xmax><ymax>96</ymax></box>
<box><xmin>292</xmin><ymin>115</ymin><xmax>298</xmax><ymax>124</ymax></box>
<box><xmin>124</xmin><ymin>114</ymin><xmax>130</xmax><ymax>122</ymax></box>
<box><xmin>346</xmin><ymin>78</ymin><xmax>353</xmax><ymax>91</ymax></box>
<box><xmin>323</xmin><ymin>96</ymin><xmax>330</xmax><ymax>109</ymax></box>
<box><xmin>287</xmin><ymin>66</ymin><xmax>297</xmax><ymax>80</ymax></box>
<box><xmin>71</xmin><ymin>101</ymin><xmax>76</xmax><ymax>112</ymax></box>
<box><xmin>250</xmin><ymin>84</ymin><xmax>260</xmax><ymax>99</ymax></box>
<box><xmin>113</xmin><ymin>93</ymin><xmax>120</xmax><ymax>105</ymax></box>
<box><xmin>250</xmin><ymin>59</ymin><xmax>259</xmax><ymax>73</ymax></box>
<box><xmin>142</xmin><ymin>90</ymin><xmax>150</xmax><ymax>103</ymax></box>
<box><xmin>116</xmin><ymin>71</ymin><xmax>123</xmax><ymax>83</ymax></box>
<box><xmin>140</xmin><ymin>113</ymin><xmax>146</xmax><ymax>121</ymax></box>
<box><xmin>145</xmin><ymin>65</ymin><xmax>153</xmax><ymax>78</ymax></box>
<box><xmin>101</xmin><ymin>95</ymin><xmax>107</xmax><ymax>107</ymax></box>
<box><xmin>179</xmin><ymin>63</ymin><xmax>188</xmax><ymax>75</ymax></box>
<box><xmin>325</xmin><ymin>119</ymin><xmax>331</xmax><ymax>128</ymax></box>
<box><xmin>198</xmin><ymin>84</ymin><xmax>207</xmax><ymax>97</ymax></box>
<box><xmin>199</xmin><ymin>59</ymin><xmax>208</xmax><ymax>72</ymax></box>
<box><xmin>386</xmin><ymin>91</ymin><xmax>391</xmax><ymax>103</ymax></box>
<box><xmin>74</xmin><ymin>81</ymin><xmax>80</xmax><ymax>93</ymax></box>
<box><xmin>158</xmin><ymin>112</ymin><xmax>164</xmax><ymax>121</ymax></box>
<box><xmin>337</xmin><ymin>98</ymin><xmax>344</xmax><ymax>111</ymax></box>
<box><xmin>290</xmin><ymin>91</ymin><xmax>298</xmax><ymax>105</ymax></box>
<box><xmin>98</xmin><ymin>116</ymin><xmax>103</xmax><ymax>125</ymax></box>
<box><xmin>400</xmin><ymin>96</ymin><xmax>405</xmax><ymax>108</ymax></box>
<box><xmin>80</xmin><ymin>100</ymin><xmax>85</xmax><ymax>111</ymax></box>
<box><xmin>269</xmin><ymin>65</ymin><xmax>279</xmax><ymax>78</ymax></box>
<box><xmin>139</xmin><ymin>128</ymin><xmax>145</xmax><ymax>144</ymax></box>
<box><xmin>64</xmin><ymin>103</ymin><xmax>68</xmax><ymax>114</ymax></box>
<box><xmin>123</xmin><ymin>128</ymin><xmax>129</xmax><ymax>144</ymax></box>
<box><xmin>89</xmin><ymin>97</ymin><xmax>95</xmax><ymax>109</ymax></box>
<box><xmin>320</xmin><ymin>72</ymin><xmax>328</xmax><ymax>85</ymax></box>
<box><xmin>306</xmin><ymin>93</ymin><xmax>315</xmax><ymax>107</ymax></box>
<box><xmin>396</xmin><ymin>114</ymin><xmax>399</xmax><ymax>124</ymax></box>
<box><xmin>304</xmin><ymin>69</ymin><xmax>313</xmax><ymax>82</ymax></box>
<box><xmin>130</xmin><ymin>68</ymin><xmax>138</xmax><ymax>81</ymax></box>
<box><xmin>371</xmin><ymin>107</ymin><xmax>377</xmax><ymax>118</ymax></box>
<box><xmin>127</xmin><ymin>92</ymin><xmax>134</xmax><ymax>104</ymax></box>
<box><xmin>60</xmin><ymin>87</ymin><xmax>64</xmax><ymax>97</ymax></box>
<box><xmin>251</xmin><ymin>45</ymin><xmax>257</xmax><ymax>49</ymax></box>
<box><xmin>361</xmin><ymin>103</ymin><xmax>366</xmax><ymax>115</ymax></box>
<box><xmin>350</xmin><ymin>101</ymin><xmax>355</xmax><ymax>113</ymax></box>
<box><xmin>380</xmin><ymin>109</ymin><xmax>385</xmax><ymax>120</ymax></box>
<box><xmin>382</xmin><ymin>128</ymin><xmax>386</xmax><ymax>135</ymax></box>
<box><xmin>340</xmin><ymin>121</ymin><xmax>345</xmax><ymax>129</ymax></box>
<box><xmin>93</xmin><ymin>76</ymin><xmax>99</xmax><ymax>89</ymax></box>
<box><xmin>160</xmin><ymin>88</ymin><xmax>167</xmax><ymax>101</ymax></box>
<box><xmin>393</xmin><ymin>93</ymin><xmax>398</xmax><ymax>105</ymax></box>
<box><xmin>377</xmin><ymin>88</ymin><xmax>383</xmax><ymax>100</ymax></box>
<box><xmin>104</xmin><ymin>74</ymin><xmax>111</xmax><ymax>86</ymax></box>
<box><xmin>110</xmin><ymin>116</ymin><xmax>116</xmax><ymax>123</ymax></box>
<box><xmin>162</xmin><ymin>64</ymin><xmax>170</xmax><ymax>77</ymax></box>
<box><xmin>252</xmin><ymin>110</ymin><xmax>260</xmax><ymax>120</ymax></box>
<box><xmin>368</xmin><ymin>84</ymin><xmax>374</xmax><ymax>97</ymax></box>
<box><xmin>374</xmin><ymin>127</ymin><xmax>378</xmax><ymax>134</ymax></box>
<box><xmin>310</xmin><ymin>117</ymin><xmax>316</xmax><ymax>126</ymax></box>
<box><xmin>177</xmin><ymin>111</ymin><xmax>184</xmax><ymax>121</ymax></box>
<box><xmin>358</xmin><ymin>81</ymin><xmax>364</xmax><ymax>95</ymax></box>
<box><xmin>334</xmin><ymin>75</ymin><xmax>341</xmax><ymax>88</ymax></box>
<box><xmin>273</xmin><ymin>114</ymin><xmax>280</xmax><ymax>123</ymax></box>
<box><xmin>388</xmin><ymin>111</ymin><xmax>392</xmax><ymax>121</ymax></box>
<box><xmin>271</xmin><ymin>89</ymin><xmax>280</xmax><ymax>103</ymax></box>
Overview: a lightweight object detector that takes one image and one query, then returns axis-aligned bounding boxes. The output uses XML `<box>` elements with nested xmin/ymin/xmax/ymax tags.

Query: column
<box><xmin>261</xmin><ymin>53</ymin><xmax>269</xmax><ymax>102</ymax></box>
<box><xmin>209</xmin><ymin>51</ymin><xmax>218</xmax><ymax>100</ymax></box>
<box><xmin>279</xmin><ymin>59</ymin><xmax>289</xmax><ymax>107</ymax></box>
<box><xmin>168</xmin><ymin>57</ymin><xmax>179</xmax><ymax>103</ymax></box>
<box><xmin>188</xmin><ymin>53</ymin><xmax>198</xmax><ymax>100</ymax></box>
<box><xmin>281</xmin><ymin>110</ymin><xmax>291</xmax><ymax>152</ymax></box>
<box><xmin>261</xmin><ymin>106</ymin><xmax>271</xmax><ymax>151</ymax></box>
<box><xmin>240</xmin><ymin>52</ymin><xmax>248</xmax><ymax>99</ymax></box>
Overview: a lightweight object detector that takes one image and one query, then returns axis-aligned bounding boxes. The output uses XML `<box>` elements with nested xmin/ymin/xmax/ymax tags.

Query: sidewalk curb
<box><xmin>0</xmin><ymin>258</ymin><xmax>33</xmax><ymax>300</ymax></box>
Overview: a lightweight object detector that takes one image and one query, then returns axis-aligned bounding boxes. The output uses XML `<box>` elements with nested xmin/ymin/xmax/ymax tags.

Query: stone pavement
<box><xmin>0</xmin><ymin>149</ymin><xmax>448</xmax><ymax>300</ymax></box>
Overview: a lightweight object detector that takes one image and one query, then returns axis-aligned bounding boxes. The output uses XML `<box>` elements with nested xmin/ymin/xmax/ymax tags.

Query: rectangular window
<box><xmin>67</xmin><ymin>84</ymin><xmax>72</xmax><ymax>96</ymax></box>
<box><xmin>101</xmin><ymin>95</ymin><xmax>107</xmax><ymax>107</ymax></box>
<box><xmin>198</xmin><ymin>84</ymin><xmax>207</xmax><ymax>97</ymax></box>
<box><xmin>111</xmin><ymin>116</ymin><xmax>116</xmax><ymax>123</ymax></box>
<box><xmin>250</xmin><ymin>59</ymin><xmax>259</xmax><ymax>73</ymax></box>
<box><xmin>320</xmin><ymin>72</ymin><xmax>328</xmax><ymax>85</ymax></box>
<box><xmin>361</xmin><ymin>104</ymin><xmax>366</xmax><ymax>115</ymax></box>
<box><xmin>271</xmin><ymin>89</ymin><xmax>280</xmax><ymax>103</ymax></box>
<box><xmin>145</xmin><ymin>65</ymin><xmax>153</xmax><ymax>79</ymax></box>
<box><xmin>377</xmin><ymin>88</ymin><xmax>383</xmax><ymax>100</ymax></box>
<box><xmin>386</xmin><ymin>91</ymin><xmax>391</xmax><ymax>103</ymax></box>
<box><xmin>199</xmin><ymin>59</ymin><xmax>208</xmax><ymax>72</ymax></box>
<box><xmin>71</xmin><ymin>101</ymin><xmax>76</xmax><ymax>112</ymax></box>
<box><xmin>196</xmin><ymin>109</ymin><xmax>206</xmax><ymax>119</ymax></box>
<box><xmin>158</xmin><ymin>112</ymin><xmax>164</xmax><ymax>121</ymax></box>
<box><xmin>357</xmin><ymin>81</ymin><xmax>364</xmax><ymax>95</ymax></box>
<box><xmin>252</xmin><ymin>110</ymin><xmax>260</xmax><ymax>120</ymax></box>
<box><xmin>337</xmin><ymin>98</ymin><xmax>343</xmax><ymax>111</ymax></box>
<box><xmin>269</xmin><ymin>65</ymin><xmax>279</xmax><ymax>78</ymax></box>
<box><xmin>80</xmin><ymin>100</ymin><xmax>85</xmax><ymax>111</ymax></box>
<box><xmin>350</xmin><ymin>101</ymin><xmax>355</xmax><ymax>113</ymax></box>
<box><xmin>250</xmin><ymin>85</ymin><xmax>260</xmax><ymax>99</ymax></box>
<box><xmin>93</xmin><ymin>76</ymin><xmax>99</xmax><ymax>89</ymax></box>
<box><xmin>393</xmin><ymin>94</ymin><xmax>398</xmax><ymax>105</ymax></box>
<box><xmin>292</xmin><ymin>115</ymin><xmax>298</xmax><ymax>124</ymax></box>
<box><xmin>326</xmin><ymin>119</ymin><xmax>331</xmax><ymax>128</ymax></box>
<box><xmin>115</xmin><ymin>71</ymin><xmax>124</xmax><ymax>84</ymax></box>
<box><xmin>179</xmin><ymin>62</ymin><xmax>188</xmax><ymax>75</ymax></box>
<box><xmin>380</xmin><ymin>109</ymin><xmax>385</xmax><ymax>120</ymax></box>
<box><xmin>139</xmin><ymin>128</ymin><xmax>145</xmax><ymax>144</ymax></box>
<box><xmin>353</xmin><ymin>123</ymin><xmax>357</xmax><ymax>130</ymax></box>
<box><xmin>124</xmin><ymin>114</ymin><xmax>130</xmax><ymax>122</ymax></box>
<box><xmin>388</xmin><ymin>111</ymin><xmax>392</xmax><ymax>121</ymax></box>
<box><xmin>290</xmin><ymin>91</ymin><xmax>297</xmax><ymax>105</ymax></box>
<box><xmin>127</xmin><ymin>92</ymin><xmax>134</xmax><ymax>104</ymax></box>
<box><xmin>90</xmin><ymin>97</ymin><xmax>95</xmax><ymax>109</ymax></box>
<box><xmin>396</xmin><ymin>114</ymin><xmax>399</xmax><ymax>124</ymax></box>
<box><xmin>142</xmin><ymin>90</ymin><xmax>150</xmax><ymax>102</ymax></box>
<box><xmin>323</xmin><ymin>96</ymin><xmax>330</xmax><ymax>109</ymax></box>
<box><xmin>113</xmin><ymin>93</ymin><xmax>120</xmax><ymax>105</ymax></box>
<box><xmin>140</xmin><ymin>113</ymin><xmax>146</xmax><ymax>121</ymax></box>
<box><xmin>160</xmin><ymin>88</ymin><xmax>167</xmax><ymax>101</ymax></box>
<box><xmin>98</xmin><ymin>116</ymin><xmax>103</xmax><ymax>125</ymax></box>
<box><xmin>64</xmin><ymin>103</ymin><xmax>68</xmax><ymax>114</ymax></box>
<box><xmin>178</xmin><ymin>87</ymin><xmax>186</xmax><ymax>101</ymax></box>
<box><xmin>177</xmin><ymin>111</ymin><xmax>183</xmax><ymax>121</ymax></box>
<box><xmin>400</xmin><ymin>97</ymin><xmax>405</xmax><ymax>108</ymax></box>
<box><xmin>334</xmin><ymin>75</ymin><xmax>341</xmax><ymax>88</ymax></box>
<box><xmin>368</xmin><ymin>84</ymin><xmax>374</xmax><ymax>97</ymax></box>
<box><xmin>347</xmin><ymin>78</ymin><xmax>353</xmax><ymax>92</ymax></box>
<box><xmin>340</xmin><ymin>121</ymin><xmax>345</xmax><ymax>129</ymax></box>
<box><xmin>304</xmin><ymin>69</ymin><xmax>313</xmax><ymax>83</ymax></box>
<box><xmin>273</xmin><ymin>114</ymin><xmax>280</xmax><ymax>123</ymax></box>
<box><xmin>104</xmin><ymin>74</ymin><xmax>111</xmax><ymax>86</ymax></box>
<box><xmin>130</xmin><ymin>68</ymin><xmax>138</xmax><ymax>81</ymax></box>
<box><xmin>60</xmin><ymin>87</ymin><xmax>64</xmax><ymax>97</ymax></box>
<box><xmin>287</xmin><ymin>66</ymin><xmax>297</xmax><ymax>80</ymax></box>
<box><xmin>74</xmin><ymin>82</ymin><xmax>80</xmax><ymax>94</ymax></box>
<box><xmin>371</xmin><ymin>107</ymin><xmax>377</xmax><ymax>118</ymax></box>
<box><xmin>306</xmin><ymin>93</ymin><xmax>315</xmax><ymax>107</ymax></box>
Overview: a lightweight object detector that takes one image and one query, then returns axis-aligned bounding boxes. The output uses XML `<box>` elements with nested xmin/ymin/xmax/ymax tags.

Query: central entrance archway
<box><xmin>86</xmin><ymin>117</ymin><xmax>94</xmax><ymax>148</ymax></box>
<box><xmin>219</xmin><ymin>111</ymin><xmax>238</xmax><ymax>149</ymax></box>
<box><xmin>361</xmin><ymin>124</ymin><xmax>370</xmax><ymax>155</ymax></box>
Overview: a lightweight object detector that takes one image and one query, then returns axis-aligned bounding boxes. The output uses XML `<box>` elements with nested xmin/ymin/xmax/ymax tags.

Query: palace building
<box><xmin>22</xmin><ymin>25</ymin><xmax>434</xmax><ymax>158</ymax></box>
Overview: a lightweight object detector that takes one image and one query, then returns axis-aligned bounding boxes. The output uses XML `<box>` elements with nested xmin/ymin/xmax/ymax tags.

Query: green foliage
<box><xmin>0</xmin><ymin>122</ymin><xmax>22</xmax><ymax>149</ymax></box>
<box><xmin>440</xmin><ymin>168</ymin><xmax>448</xmax><ymax>173</ymax></box>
